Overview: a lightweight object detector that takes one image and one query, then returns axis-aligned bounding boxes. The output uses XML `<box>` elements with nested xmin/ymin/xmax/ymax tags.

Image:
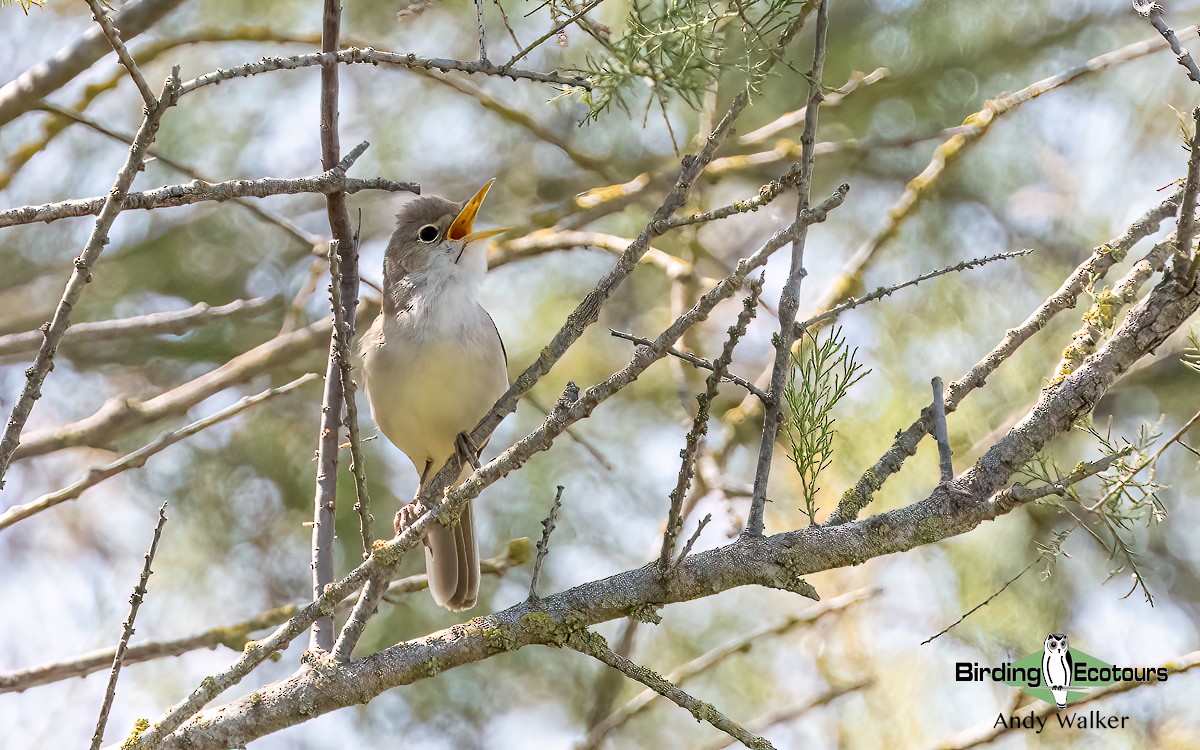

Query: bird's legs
<box><xmin>455</xmin><ymin>431</ymin><xmax>483</xmax><ymax>471</ymax></box>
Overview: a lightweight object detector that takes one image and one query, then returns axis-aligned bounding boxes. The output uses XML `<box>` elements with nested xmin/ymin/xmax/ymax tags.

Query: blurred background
<box><xmin>1</xmin><ymin>0</ymin><xmax>1199</xmax><ymax>747</ymax></box>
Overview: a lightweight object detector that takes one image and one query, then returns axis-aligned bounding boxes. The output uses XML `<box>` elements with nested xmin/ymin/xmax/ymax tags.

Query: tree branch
<box><xmin>84</xmin><ymin>0</ymin><xmax>157</xmax><ymax>107</ymax></box>
<box><xmin>0</xmin><ymin>141</ymin><xmax>416</xmax><ymax>229</ymax></box>
<box><xmin>747</xmin><ymin>0</ymin><xmax>831</xmax><ymax>537</ymax></box>
<box><xmin>0</xmin><ymin>298</ymin><xmax>277</xmax><ymax>359</ymax></box>
<box><xmin>0</xmin><ymin>70</ymin><xmax>181</xmax><ymax>488</ymax></box>
<box><xmin>90</xmin><ymin>502</ymin><xmax>168</xmax><ymax>750</ymax></box>
<box><xmin>569</xmin><ymin>631</ymin><xmax>776</xmax><ymax>750</ymax></box>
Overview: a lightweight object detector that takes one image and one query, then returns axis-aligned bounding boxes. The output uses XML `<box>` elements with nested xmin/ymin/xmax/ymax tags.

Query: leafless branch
<box><xmin>737</xmin><ymin>67</ymin><xmax>889</xmax><ymax>145</ymax></box>
<box><xmin>176</xmin><ymin>47</ymin><xmax>592</xmax><ymax>95</ymax></box>
<box><xmin>310</xmin><ymin>0</ymin><xmax>360</xmax><ymax>653</ymax></box>
<box><xmin>0</xmin><ymin>298</ymin><xmax>277</xmax><ymax>359</ymax></box>
<box><xmin>1133</xmin><ymin>1</ymin><xmax>1200</xmax><ymax>84</ymax></box>
<box><xmin>569</xmin><ymin>631</ymin><xmax>776</xmax><ymax>750</ymax></box>
<box><xmin>809</xmin><ymin>25</ymin><xmax>1200</xmax><ymax>318</ymax></box>
<box><xmin>0</xmin><ymin>70</ymin><xmax>181</xmax><ymax>488</ymax></box>
<box><xmin>673</xmin><ymin>513</ymin><xmax>711</xmax><ymax>569</ymax></box>
<box><xmin>1176</xmin><ymin>108</ymin><xmax>1200</xmax><ymax>263</ymax></box>
<box><xmin>661</xmin><ymin>277</ymin><xmax>764</xmax><ymax>572</ymax></box>
<box><xmin>90</xmin><ymin>502</ymin><xmax>168</xmax><ymax>750</ymax></box>
<box><xmin>84</xmin><ymin>0</ymin><xmax>157</xmax><ymax>107</ymax></box>
<box><xmin>503</xmin><ymin>0</ymin><xmax>605</xmax><ymax>68</ymax></box>
<box><xmin>920</xmin><ymin>559</ymin><xmax>1037</xmax><ymax>646</ymax></box>
<box><xmin>747</xmin><ymin>0</ymin><xmax>831</xmax><ymax>538</ymax></box>
<box><xmin>698</xmin><ymin>681</ymin><xmax>870</xmax><ymax>750</ymax></box>
<box><xmin>529</xmin><ymin>485</ymin><xmax>565</xmax><ymax>599</ymax></box>
<box><xmin>0</xmin><ymin>374</ymin><xmax>317</xmax><ymax>532</ymax></box>
<box><xmin>609</xmin><ymin>330</ymin><xmax>768</xmax><ymax>400</ymax></box>
<box><xmin>794</xmin><ymin>249</ymin><xmax>1032</xmax><ymax>333</ymax></box>
<box><xmin>0</xmin><ymin>141</ymin><xmax>416</xmax><ymax>228</ymax></box>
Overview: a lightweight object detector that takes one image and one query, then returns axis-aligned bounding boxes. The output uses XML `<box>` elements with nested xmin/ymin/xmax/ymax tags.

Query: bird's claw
<box><xmin>455</xmin><ymin>431</ymin><xmax>482</xmax><ymax>470</ymax></box>
<box><xmin>394</xmin><ymin>502</ymin><xmax>424</xmax><ymax>538</ymax></box>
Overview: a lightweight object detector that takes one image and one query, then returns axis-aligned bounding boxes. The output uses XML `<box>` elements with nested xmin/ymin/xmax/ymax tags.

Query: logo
<box><xmin>954</xmin><ymin>633</ymin><xmax>1167</xmax><ymax>733</ymax></box>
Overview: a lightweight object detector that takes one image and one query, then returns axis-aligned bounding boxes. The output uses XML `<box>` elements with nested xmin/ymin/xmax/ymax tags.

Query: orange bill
<box><xmin>448</xmin><ymin>179</ymin><xmax>507</xmax><ymax>242</ymax></box>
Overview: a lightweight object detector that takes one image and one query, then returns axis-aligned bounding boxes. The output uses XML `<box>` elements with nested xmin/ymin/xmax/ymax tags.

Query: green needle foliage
<box><xmin>781</xmin><ymin>327</ymin><xmax>868</xmax><ymax>524</ymax></box>
<box><xmin>575</xmin><ymin>0</ymin><xmax>814</xmax><ymax>120</ymax></box>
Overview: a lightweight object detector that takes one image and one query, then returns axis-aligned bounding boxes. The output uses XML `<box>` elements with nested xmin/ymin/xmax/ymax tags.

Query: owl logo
<box><xmin>1042</xmin><ymin>633</ymin><xmax>1073</xmax><ymax>709</ymax></box>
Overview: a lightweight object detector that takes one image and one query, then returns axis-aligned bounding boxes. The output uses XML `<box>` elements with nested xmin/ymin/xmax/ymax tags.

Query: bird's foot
<box><xmin>394</xmin><ymin>502</ymin><xmax>424</xmax><ymax>537</ymax></box>
<box><xmin>455</xmin><ymin>431</ymin><xmax>482</xmax><ymax>471</ymax></box>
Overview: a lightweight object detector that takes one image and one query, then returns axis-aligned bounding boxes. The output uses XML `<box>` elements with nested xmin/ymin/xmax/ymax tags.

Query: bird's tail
<box><xmin>425</xmin><ymin>497</ymin><xmax>480</xmax><ymax>612</ymax></box>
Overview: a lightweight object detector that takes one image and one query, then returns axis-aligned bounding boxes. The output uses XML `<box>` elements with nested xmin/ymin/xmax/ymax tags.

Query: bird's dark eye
<box><xmin>417</xmin><ymin>224</ymin><xmax>439</xmax><ymax>243</ymax></box>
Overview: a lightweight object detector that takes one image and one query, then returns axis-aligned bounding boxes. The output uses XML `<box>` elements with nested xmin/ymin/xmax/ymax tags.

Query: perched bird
<box><xmin>359</xmin><ymin>180</ymin><xmax>508</xmax><ymax>611</ymax></box>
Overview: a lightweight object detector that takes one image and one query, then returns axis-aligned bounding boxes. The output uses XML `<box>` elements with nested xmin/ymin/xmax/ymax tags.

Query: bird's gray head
<box><xmin>382</xmin><ymin>180</ymin><xmax>504</xmax><ymax>315</ymax></box>
<box><xmin>1044</xmin><ymin>634</ymin><xmax>1068</xmax><ymax>653</ymax></box>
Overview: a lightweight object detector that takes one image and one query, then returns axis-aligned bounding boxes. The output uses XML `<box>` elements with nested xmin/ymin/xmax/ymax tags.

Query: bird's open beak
<box><xmin>448</xmin><ymin>178</ymin><xmax>509</xmax><ymax>244</ymax></box>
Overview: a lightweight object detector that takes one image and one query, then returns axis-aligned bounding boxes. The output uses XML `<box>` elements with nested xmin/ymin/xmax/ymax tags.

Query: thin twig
<box><xmin>569</xmin><ymin>631</ymin><xmax>776</xmax><ymax>750</ymax></box>
<box><xmin>920</xmin><ymin>559</ymin><xmax>1037</xmax><ymax>645</ymax></box>
<box><xmin>932</xmin><ymin>377</ymin><xmax>953</xmax><ymax>482</ymax></box>
<box><xmin>699</xmin><ymin>682</ymin><xmax>870</xmax><ymax>750</ymax></box>
<box><xmin>672</xmin><ymin>513</ymin><xmax>711</xmax><ymax>569</ymax></box>
<box><xmin>474</xmin><ymin>0</ymin><xmax>488</xmax><ymax>60</ymax></box>
<box><xmin>84</xmin><ymin>0</ymin><xmax>157</xmax><ymax>106</ymax></box>
<box><xmin>737</xmin><ymin>68</ymin><xmax>889</xmax><ymax>145</ymax></box>
<box><xmin>0</xmin><ymin>298</ymin><xmax>277</xmax><ymax>358</ymax></box>
<box><xmin>809</xmin><ymin>24</ymin><xmax>1200</xmax><ymax>319</ymax></box>
<box><xmin>504</xmin><ymin>0</ymin><xmax>605</xmax><ymax>68</ymax></box>
<box><xmin>747</xmin><ymin>0</ymin><xmax>831</xmax><ymax>538</ymax></box>
<box><xmin>794</xmin><ymin>250</ymin><xmax>1032</xmax><ymax>333</ymax></box>
<box><xmin>1133</xmin><ymin>1</ymin><xmax>1200</xmax><ymax>84</ymax></box>
<box><xmin>529</xmin><ymin>485</ymin><xmax>565</xmax><ymax>599</ymax></box>
<box><xmin>0</xmin><ymin>70</ymin><xmax>180</xmax><ymax>488</ymax></box>
<box><xmin>36</xmin><ymin>101</ymin><xmax>324</xmax><ymax>251</ymax></box>
<box><xmin>660</xmin><ymin>278</ymin><xmax>764</xmax><ymax>573</ymax></box>
<box><xmin>177</xmin><ymin>47</ymin><xmax>592</xmax><ymax>95</ymax></box>
<box><xmin>584</xmin><ymin>587</ymin><xmax>876</xmax><ymax>748</ymax></box>
<box><xmin>0</xmin><ymin>375</ymin><xmax>317</xmax><ymax>532</ymax></box>
<box><xmin>0</xmin><ymin>141</ymin><xmax>416</xmax><ymax>228</ymax></box>
<box><xmin>89</xmin><ymin>502</ymin><xmax>168</xmax><ymax>750</ymax></box>
<box><xmin>609</xmin><ymin>330</ymin><xmax>769</xmax><ymax>401</ymax></box>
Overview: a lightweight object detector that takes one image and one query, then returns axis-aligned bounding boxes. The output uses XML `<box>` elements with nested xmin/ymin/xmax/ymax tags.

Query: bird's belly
<box><xmin>363</xmin><ymin>338</ymin><xmax>508</xmax><ymax>469</ymax></box>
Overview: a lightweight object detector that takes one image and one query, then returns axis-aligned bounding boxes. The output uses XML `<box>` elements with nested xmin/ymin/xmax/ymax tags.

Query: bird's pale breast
<box><xmin>360</xmin><ymin>310</ymin><xmax>508</xmax><ymax>471</ymax></box>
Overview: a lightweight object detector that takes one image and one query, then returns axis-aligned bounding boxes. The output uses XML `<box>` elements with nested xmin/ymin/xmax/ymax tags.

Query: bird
<box><xmin>1041</xmin><ymin>633</ymin><xmax>1073</xmax><ymax>710</ymax></box>
<box><xmin>359</xmin><ymin>180</ymin><xmax>508</xmax><ymax>611</ymax></box>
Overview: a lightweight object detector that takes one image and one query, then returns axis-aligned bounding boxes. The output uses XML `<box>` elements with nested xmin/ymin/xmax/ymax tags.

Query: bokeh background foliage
<box><xmin>1</xmin><ymin>0</ymin><xmax>1199</xmax><ymax>748</ymax></box>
